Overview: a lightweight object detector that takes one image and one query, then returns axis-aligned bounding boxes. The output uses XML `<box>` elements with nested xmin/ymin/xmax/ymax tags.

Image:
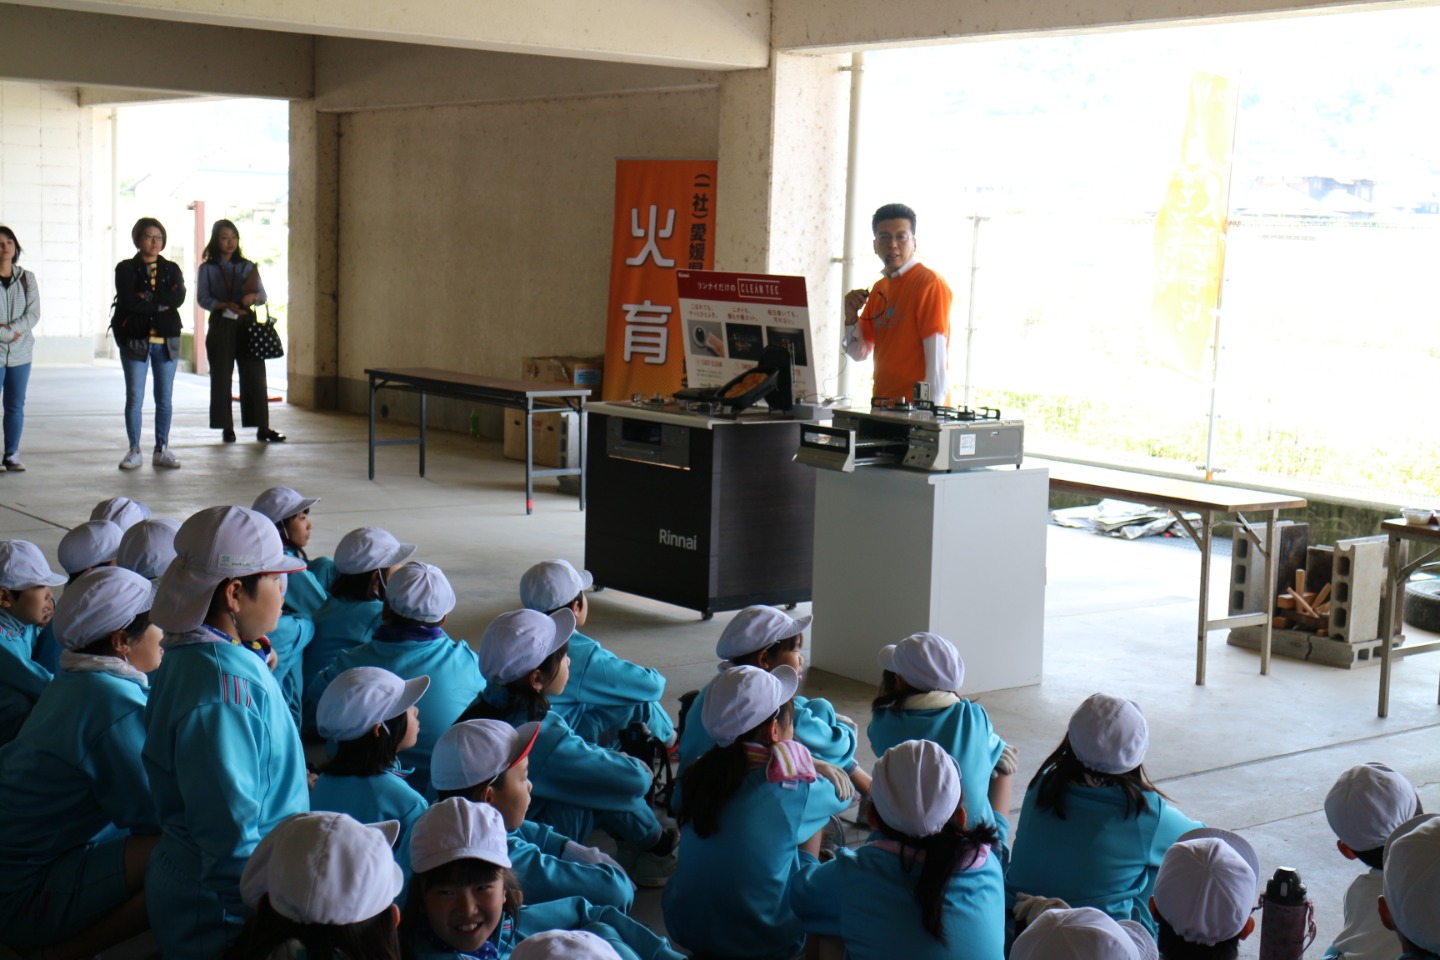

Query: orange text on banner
<box><xmin>603</xmin><ymin>159</ymin><xmax>718</xmax><ymax>401</ymax></box>
<box><xmin>1149</xmin><ymin>72</ymin><xmax>1238</xmax><ymax>380</ymax></box>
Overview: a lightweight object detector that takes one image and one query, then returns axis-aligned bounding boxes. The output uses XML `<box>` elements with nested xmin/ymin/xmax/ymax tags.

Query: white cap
<box><xmin>0</xmin><ymin>540</ymin><xmax>68</xmax><ymax>590</ymax></box>
<box><xmin>1324</xmin><ymin>762</ymin><xmax>1420</xmax><ymax>852</ymax></box>
<box><xmin>479</xmin><ymin>608</ymin><xmax>576</xmax><ymax>684</ymax></box>
<box><xmin>411</xmin><ymin>798</ymin><xmax>512</xmax><ymax>874</ymax></box>
<box><xmin>511</xmin><ymin>930</ymin><xmax>623</xmax><ymax>960</ymax></box>
<box><xmin>519</xmin><ymin>559</ymin><xmax>592</xmax><ymax>613</ymax></box>
<box><xmin>1383</xmin><ymin>813</ymin><xmax>1440</xmax><ymax>954</ymax></box>
<box><xmin>1068</xmin><ymin>694</ymin><xmax>1149</xmax><ymax>775</ymax></box>
<box><xmin>1012</xmin><ymin>907</ymin><xmax>1159</xmax><ymax>960</ymax></box>
<box><xmin>716</xmin><ymin>606</ymin><xmax>812</xmax><ymax>661</ymax></box>
<box><xmin>52</xmin><ymin>566</ymin><xmax>157</xmax><ymax>651</ymax></box>
<box><xmin>877</xmin><ymin>633</ymin><xmax>965</xmax><ymax>692</ymax></box>
<box><xmin>317</xmin><ymin>666</ymin><xmax>430</xmax><ymax>742</ymax></box>
<box><xmin>151</xmin><ymin>506</ymin><xmax>307</xmax><ymax>633</ymax></box>
<box><xmin>241</xmin><ymin>812</ymin><xmax>402</xmax><ymax>925</ymax></box>
<box><xmin>117</xmin><ymin>518</ymin><xmax>182</xmax><ymax>581</ymax></box>
<box><xmin>870</xmin><ymin>739</ymin><xmax>963</xmax><ymax>838</ymax></box>
<box><xmin>334</xmin><ymin>526</ymin><xmax>416</xmax><ymax>575</ymax></box>
<box><xmin>432</xmin><ymin>719</ymin><xmax>542</xmax><ymax>791</ymax></box>
<box><xmin>1153</xmin><ymin>828</ymin><xmax>1260</xmax><ymax>946</ymax></box>
<box><xmin>251</xmin><ymin>486</ymin><xmax>321</xmax><ymax>524</ymax></box>
<box><xmin>387</xmin><ymin>562</ymin><xmax>456</xmax><ymax>623</ymax></box>
<box><xmin>57</xmin><ymin>521</ymin><xmax>123</xmax><ymax>575</ymax></box>
<box><xmin>90</xmin><ymin>497</ymin><xmax>151</xmax><ymax>532</ymax></box>
<box><xmin>701</xmin><ymin>664</ymin><xmax>799</xmax><ymax>747</ymax></box>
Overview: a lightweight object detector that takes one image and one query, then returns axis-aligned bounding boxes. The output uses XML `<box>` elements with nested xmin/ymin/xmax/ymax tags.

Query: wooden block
<box><xmin>1295</xmin><ymin>569</ymin><xmax>1307</xmax><ymax>595</ymax></box>
<box><xmin>1277</xmin><ymin>595</ymin><xmax>1297</xmax><ymax>610</ymax></box>
<box><xmin>1315</xmin><ymin>582</ymin><xmax>1333</xmax><ymax>606</ymax></box>
<box><xmin>1272</xmin><ymin>615</ymin><xmax>1290</xmax><ymax>628</ymax></box>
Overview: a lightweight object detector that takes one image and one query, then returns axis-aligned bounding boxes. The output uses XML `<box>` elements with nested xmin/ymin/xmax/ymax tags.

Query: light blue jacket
<box><xmin>868</xmin><ymin>693</ymin><xmax>1007</xmax><ymax>827</ymax></box>
<box><xmin>678</xmin><ymin>678</ymin><xmax>857</xmax><ymax>774</ymax></box>
<box><xmin>0</xmin><ymin>663</ymin><xmax>157</xmax><ymax>935</ymax></box>
<box><xmin>303</xmin><ymin>595</ymin><xmax>383</xmax><ymax>695</ymax></box>
<box><xmin>31</xmin><ymin>621</ymin><xmax>60</xmax><ymax>674</ymax></box>
<box><xmin>548</xmin><ymin>632</ymin><xmax>675</xmax><ymax>745</ymax></box>
<box><xmin>311</xmin><ymin>769</ymin><xmax>427</xmax><ymax>898</ymax></box>
<box><xmin>411</xmin><ymin>896</ymin><xmax>684</xmax><ymax>960</ymax></box>
<box><xmin>791</xmin><ymin>820</ymin><xmax>1011</xmax><ymax>960</ymax></box>
<box><xmin>306</xmin><ymin>624</ymin><xmax>482</xmax><ymax>798</ymax></box>
<box><xmin>142</xmin><ymin>633</ymin><xmax>309</xmax><ymax>957</ymax></box>
<box><xmin>270</xmin><ymin>552</ymin><xmax>328</xmax><ymax>729</ymax></box>
<box><xmin>1004</xmin><ymin>781</ymin><xmax>1204</xmax><ymax>934</ymax></box>
<box><xmin>0</xmin><ymin>611</ymin><xmax>50</xmax><ymax>746</ymax></box>
<box><xmin>307</xmin><ymin>555</ymin><xmax>337</xmax><ymax>593</ymax></box>
<box><xmin>662</xmin><ymin>753</ymin><xmax>850</xmax><ymax>960</ymax></box>
<box><xmin>509</xmin><ymin>819</ymin><xmax>633</xmax><ymax>912</ymax></box>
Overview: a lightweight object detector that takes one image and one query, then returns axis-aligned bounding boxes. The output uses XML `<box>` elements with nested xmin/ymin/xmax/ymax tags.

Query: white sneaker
<box><xmin>119</xmin><ymin>448</ymin><xmax>143</xmax><ymax>471</ymax></box>
<box><xmin>152</xmin><ymin>448</ymin><xmax>182</xmax><ymax>469</ymax></box>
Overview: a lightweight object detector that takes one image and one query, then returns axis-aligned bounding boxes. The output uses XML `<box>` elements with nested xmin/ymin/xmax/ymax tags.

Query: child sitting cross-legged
<box><xmin>1150</xmin><ymin>828</ymin><xmax>1261</xmax><ymax>960</ymax></box>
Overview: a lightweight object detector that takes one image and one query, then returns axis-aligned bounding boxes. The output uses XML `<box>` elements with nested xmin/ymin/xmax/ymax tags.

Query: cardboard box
<box><xmin>502</xmin><ymin>410</ymin><xmax>579</xmax><ymax>468</ymax></box>
<box><xmin>521</xmin><ymin>355</ymin><xmax>603</xmax><ymax>395</ymax></box>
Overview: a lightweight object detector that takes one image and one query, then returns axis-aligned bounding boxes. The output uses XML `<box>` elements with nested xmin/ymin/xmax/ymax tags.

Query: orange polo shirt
<box><xmin>857</xmin><ymin>262</ymin><xmax>954</xmax><ymax>400</ymax></box>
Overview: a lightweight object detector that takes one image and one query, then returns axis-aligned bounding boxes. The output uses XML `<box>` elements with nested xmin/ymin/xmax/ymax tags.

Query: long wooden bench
<box><xmin>1024</xmin><ymin>457</ymin><xmax>1308</xmax><ymax>684</ymax></box>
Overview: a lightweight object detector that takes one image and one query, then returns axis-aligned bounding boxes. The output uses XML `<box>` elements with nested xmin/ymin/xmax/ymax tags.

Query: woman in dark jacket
<box><xmin>112</xmin><ymin>217</ymin><xmax>186</xmax><ymax>471</ymax></box>
<box><xmin>197</xmin><ymin>220</ymin><xmax>283</xmax><ymax>443</ymax></box>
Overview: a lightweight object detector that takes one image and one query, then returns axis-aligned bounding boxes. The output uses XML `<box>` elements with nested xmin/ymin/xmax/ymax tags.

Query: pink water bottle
<box><xmin>1259</xmin><ymin>867</ymin><xmax>1314</xmax><ymax>960</ymax></box>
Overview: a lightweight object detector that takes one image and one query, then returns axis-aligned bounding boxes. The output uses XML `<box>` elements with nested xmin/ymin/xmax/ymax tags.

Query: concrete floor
<box><xmin>7</xmin><ymin>366</ymin><xmax>1440</xmax><ymax>958</ymax></box>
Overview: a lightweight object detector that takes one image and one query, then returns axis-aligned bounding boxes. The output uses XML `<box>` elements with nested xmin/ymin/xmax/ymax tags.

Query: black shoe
<box><xmin>257</xmin><ymin>429</ymin><xmax>287</xmax><ymax>442</ymax></box>
<box><xmin>222</xmin><ymin>428</ymin><xmax>236</xmax><ymax>443</ymax></box>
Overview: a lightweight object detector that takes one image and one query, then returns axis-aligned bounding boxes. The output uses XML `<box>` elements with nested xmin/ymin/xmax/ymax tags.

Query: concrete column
<box><xmin>287</xmin><ymin>102</ymin><xmax>339</xmax><ymax>409</ymax></box>
<box><xmin>716</xmin><ymin>51</ymin><xmax>850</xmax><ymax>399</ymax></box>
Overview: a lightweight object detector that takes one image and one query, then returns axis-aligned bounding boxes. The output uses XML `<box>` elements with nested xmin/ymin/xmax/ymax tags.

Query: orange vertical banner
<box><xmin>603</xmin><ymin>159</ymin><xmax>718</xmax><ymax>400</ymax></box>
<box><xmin>1149</xmin><ymin>72</ymin><xmax>1238</xmax><ymax>380</ymax></box>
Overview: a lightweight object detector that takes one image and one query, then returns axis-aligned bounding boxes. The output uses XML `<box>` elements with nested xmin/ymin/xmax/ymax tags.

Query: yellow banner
<box><xmin>1149</xmin><ymin>72</ymin><xmax>1238</xmax><ymax>380</ymax></box>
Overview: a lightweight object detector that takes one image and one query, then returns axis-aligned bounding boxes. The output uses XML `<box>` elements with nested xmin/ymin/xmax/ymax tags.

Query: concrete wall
<box><xmin>329</xmin><ymin>87</ymin><xmax>721</xmax><ymax>425</ymax></box>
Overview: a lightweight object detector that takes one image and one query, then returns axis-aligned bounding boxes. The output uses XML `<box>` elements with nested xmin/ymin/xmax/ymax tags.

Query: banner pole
<box><xmin>1202</xmin><ymin>71</ymin><xmax>1241</xmax><ymax>483</ymax></box>
<box><xmin>838</xmin><ymin>51</ymin><xmax>865</xmax><ymax>405</ymax></box>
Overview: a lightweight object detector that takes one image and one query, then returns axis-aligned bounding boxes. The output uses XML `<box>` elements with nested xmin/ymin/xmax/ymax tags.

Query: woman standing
<box><xmin>0</xmin><ymin>226</ymin><xmax>40</xmax><ymax>473</ymax></box>
<box><xmin>112</xmin><ymin>218</ymin><xmax>185</xmax><ymax>470</ymax></box>
<box><xmin>197</xmin><ymin>220</ymin><xmax>283</xmax><ymax>443</ymax></box>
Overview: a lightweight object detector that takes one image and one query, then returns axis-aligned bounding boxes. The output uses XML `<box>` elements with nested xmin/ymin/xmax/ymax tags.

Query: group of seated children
<box><xmin>1</xmin><ymin>487</ymin><xmax>1437</xmax><ymax>960</ymax></box>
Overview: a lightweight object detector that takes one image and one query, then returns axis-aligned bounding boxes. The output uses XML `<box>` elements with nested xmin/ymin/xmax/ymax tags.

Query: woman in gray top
<box><xmin>0</xmin><ymin>226</ymin><xmax>40</xmax><ymax>473</ymax></box>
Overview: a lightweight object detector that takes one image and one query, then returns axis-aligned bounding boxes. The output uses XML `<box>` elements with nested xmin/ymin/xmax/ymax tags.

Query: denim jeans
<box><xmin>121</xmin><ymin>342</ymin><xmax>176</xmax><ymax>451</ymax></box>
<box><xmin>0</xmin><ymin>362</ymin><xmax>29</xmax><ymax>457</ymax></box>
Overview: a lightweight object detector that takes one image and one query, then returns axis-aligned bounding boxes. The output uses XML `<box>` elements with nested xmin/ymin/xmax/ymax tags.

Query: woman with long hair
<box><xmin>198</xmin><ymin>219</ymin><xmax>284</xmax><ymax>443</ymax></box>
<box><xmin>0</xmin><ymin>225</ymin><xmax>40</xmax><ymax>472</ymax></box>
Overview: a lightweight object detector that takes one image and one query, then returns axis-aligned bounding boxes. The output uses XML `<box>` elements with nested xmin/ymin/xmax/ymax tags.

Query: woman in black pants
<box><xmin>197</xmin><ymin>220</ymin><xmax>284</xmax><ymax>443</ymax></box>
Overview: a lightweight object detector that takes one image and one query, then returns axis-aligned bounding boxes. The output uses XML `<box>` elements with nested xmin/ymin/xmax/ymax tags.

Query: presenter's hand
<box><xmin>843</xmin><ymin>288</ymin><xmax>870</xmax><ymax>323</ymax></box>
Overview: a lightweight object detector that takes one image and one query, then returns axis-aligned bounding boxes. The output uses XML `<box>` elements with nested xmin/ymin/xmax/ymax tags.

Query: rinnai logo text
<box><xmin>737</xmin><ymin>278</ymin><xmax>784</xmax><ymax>301</ymax></box>
<box><xmin>659</xmin><ymin>529</ymin><xmax>699</xmax><ymax>551</ymax></box>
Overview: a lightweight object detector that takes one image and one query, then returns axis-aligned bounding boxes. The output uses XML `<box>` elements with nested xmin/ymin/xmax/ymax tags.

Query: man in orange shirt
<box><xmin>842</xmin><ymin>203</ymin><xmax>954</xmax><ymax>403</ymax></box>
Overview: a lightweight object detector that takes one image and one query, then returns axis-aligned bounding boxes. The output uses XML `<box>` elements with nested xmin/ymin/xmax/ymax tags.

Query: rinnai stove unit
<box><xmin>796</xmin><ymin>401</ymin><xmax>1025</xmax><ymax>473</ymax></box>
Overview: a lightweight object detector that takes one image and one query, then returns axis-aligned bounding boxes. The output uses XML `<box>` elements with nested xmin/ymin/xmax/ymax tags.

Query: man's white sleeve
<box><xmin>923</xmin><ymin>332</ymin><xmax>948</xmax><ymax>401</ymax></box>
<box><xmin>843</xmin><ymin>327</ymin><xmax>873</xmax><ymax>362</ymax></box>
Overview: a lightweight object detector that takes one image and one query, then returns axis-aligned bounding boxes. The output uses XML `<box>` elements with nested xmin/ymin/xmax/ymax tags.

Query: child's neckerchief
<box><xmin>166</xmin><ymin>623</ymin><xmax>272</xmax><ymax>663</ymax></box>
<box><xmin>373</xmin><ymin>623</ymin><xmax>447</xmax><ymax>644</ymax></box>
<box><xmin>743</xmin><ymin>740</ymin><xmax>818</xmax><ymax>785</ymax></box>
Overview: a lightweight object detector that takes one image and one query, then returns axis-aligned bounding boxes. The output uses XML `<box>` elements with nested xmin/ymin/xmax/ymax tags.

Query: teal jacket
<box><xmin>0</xmin><ymin>612</ymin><xmax>50</xmax><ymax>746</ymax></box>
<box><xmin>548</xmin><ymin>631</ymin><xmax>675</xmax><ymax>745</ymax></box>
<box><xmin>311</xmin><ymin>769</ymin><xmax>428</xmax><ymax>899</ymax></box>
<box><xmin>508</xmin><ymin>820</ymin><xmax>633</xmax><ymax>912</ymax></box>
<box><xmin>868</xmin><ymin>692</ymin><xmax>1006</xmax><ymax>827</ymax></box>
<box><xmin>300</xmin><ymin>596</ymin><xmax>384</xmax><ymax>734</ymax></box>
<box><xmin>678</xmin><ymin>677</ymin><xmax>857</xmax><ymax>774</ymax></box>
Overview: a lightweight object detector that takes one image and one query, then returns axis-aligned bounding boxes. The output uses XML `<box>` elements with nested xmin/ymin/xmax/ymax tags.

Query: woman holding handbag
<box><xmin>0</xmin><ymin>226</ymin><xmax>40</xmax><ymax>473</ymax></box>
<box><xmin>198</xmin><ymin>219</ymin><xmax>284</xmax><ymax>444</ymax></box>
<box><xmin>113</xmin><ymin>218</ymin><xmax>186</xmax><ymax>471</ymax></box>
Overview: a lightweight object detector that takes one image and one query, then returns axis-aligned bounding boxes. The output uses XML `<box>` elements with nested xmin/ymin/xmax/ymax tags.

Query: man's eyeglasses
<box><xmin>874</xmin><ymin>232</ymin><xmax>913</xmax><ymax>246</ymax></box>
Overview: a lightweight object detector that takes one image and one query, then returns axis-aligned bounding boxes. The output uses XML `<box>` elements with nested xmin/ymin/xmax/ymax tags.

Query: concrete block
<box><xmin>1329</xmin><ymin>536</ymin><xmax>1388</xmax><ymax>644</ymax></box>
<box><xmin>1229</xmin><ymin>521</ymin><xmax>1307</xmax><ymax>615</ymax></box>
<box><xmin>1227</xmin><ymin>624</ymin><xmax>1402</xmax><ymax>669</ymax></box>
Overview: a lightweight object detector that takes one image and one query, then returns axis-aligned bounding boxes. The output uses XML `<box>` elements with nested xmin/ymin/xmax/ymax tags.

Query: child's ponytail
<box><xmin>677</xmin><ymin>699</ymin><xmax>796</xmax><ymax>837</ymax></box>
<box><xmin>1030</xmin><ymin>734</ymin><xmax>1169</xmax><ymax>820</ymax></box>
<box><xmin>872</xmin><ymin>810</ymin><xmax>1000</xmax><ymax>945</ymax></box>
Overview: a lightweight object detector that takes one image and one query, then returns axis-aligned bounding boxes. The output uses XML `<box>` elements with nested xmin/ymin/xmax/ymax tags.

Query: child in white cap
<box><xmin>252</xmin><ymin>485</ymin><xmax>330</xmax><ymax>727</ymax></box>
<box><xmin>140</xmin><ymin>504</ymin><xmax>310</xmax><ymax>957</ymax></box>
<box><xmin>234</xmin><ymin>811</ymin><xmax>404</xmax><ymax>960</ymax></box>
<box><xmin>1011</xmin><ymin>906</ymin><xmax>1160</xmax><ymax>960</ymax></box>
<box><xmin>254</xmin><ymin>483</ymin><xmax>336</xmax><ymax>590</ymax></box>
<box><xmin>403</xmin><ymin>798</ymin><xmax>685</xmax><ymax>960</ymax></box>
<box><xmin>1323</xmin><ymin>763</ymin><xmax>1422</xmax><ymax>960</ymax></box>
<box><xmin>116</xmin><ymin>516</ymin><xmax>181</xmax><ymax>581</ymax></box>
<box><xmin>1150</xmin><ymin>828</ymin><xmax>1261</xmax><ymax>959</ymax></box>
<box><xmin>30</xmin><ymin>518</ymin><xmax>127</xmax><ymax>673</ymax></box>
<box><xmin>90</xmin><ymin>495</ymin><xmax>151</xmax><ymax>533</ymax></box>
<box><xmin>0</xmin><ymin>566</ymin><xmax>162</xmax><ymax>957</ymax></box>
<box><xmin>311</xmin><ymin>666</ymin><xmax>431</xmax><ymax>893</ymax></box>
<box><xmin>463</xmin><ymin>608</ymin><xmax>676</xmax><ymax>889</ymax></box>
<box><xmin>1007</xmin><ymin>693</ymin><xmax>1203</xmax><ymax>935</ymax></box>
<box><xmin>869</xmin><ymin>631</ymin><xmax>1015</xmax><ymax>829</ymax></box>
<box><xmin>0</xmin><ymin>538</ymin><xmax>66</xmax><ymax>744</ymax></box>
<box><xmin>662</xmin><ymin>664</ymin><xmax>851</xmax><ymax>960</ymax></box>
<box><xmin>304</xmin><ymin>525</ymin><xmax>416</xmax><ymax>696</ymax></box>
<box><xmin>308</xmin><ymin>561</ymin><xmax>481</xmax><ymax>797</ymax></box>
<box><xmin>431</xmin><ymin>718</ymin><xmax>633</xmax><ymax>912</ymax></box>
<box><xmin>511</xmin><ymin>930</ymin><xmax>624</xmax><ymax>960</ymax></box>
<box><xmin>520</xmin><ymin>558</ymin><xmax>676</xmax><ymax>749</ymax></box>
<box><xmin>1378</xmin><ymin>813</ymin><xmax>1440</xmax><ymax>960</ymax></box>
<box><xmin>791</xmin><ymin>739</ymin><xmax>1007</xmax><ymax>960</ymax></box>
<box><xmin>676</xmin><ymin>604</ymin><xmax>869</xmax><ymax>797</ymax></box>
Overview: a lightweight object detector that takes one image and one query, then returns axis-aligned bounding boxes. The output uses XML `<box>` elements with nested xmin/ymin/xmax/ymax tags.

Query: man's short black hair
<box><xmin>872</xmin><ymin>203</ymin><xmax>917</xmax><ymax>235</ymax></box>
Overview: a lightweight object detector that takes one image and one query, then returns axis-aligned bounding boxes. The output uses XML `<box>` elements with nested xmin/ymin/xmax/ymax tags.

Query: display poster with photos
<box><xmin>675</xmin><ymin>270</ymin><xmax>816</xmax><ymax>406</ymax></box>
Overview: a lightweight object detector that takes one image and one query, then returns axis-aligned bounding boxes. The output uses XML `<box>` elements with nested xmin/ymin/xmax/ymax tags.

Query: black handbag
<box><xmin>239</xmin><ymin>304</ymin><xmax>284</xmax><ymax>360</ymax></box>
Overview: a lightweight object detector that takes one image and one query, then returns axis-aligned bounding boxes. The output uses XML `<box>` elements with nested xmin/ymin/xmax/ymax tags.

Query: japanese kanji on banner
<box><xmin>676</xmin><ymin>270</ymin><xmax>816</xmax><ymax>406</ymax></box>
<box><xmin>602</xmin><ymin>158</ymin><xmax>717</xmax><ymax>400</ymax></box>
